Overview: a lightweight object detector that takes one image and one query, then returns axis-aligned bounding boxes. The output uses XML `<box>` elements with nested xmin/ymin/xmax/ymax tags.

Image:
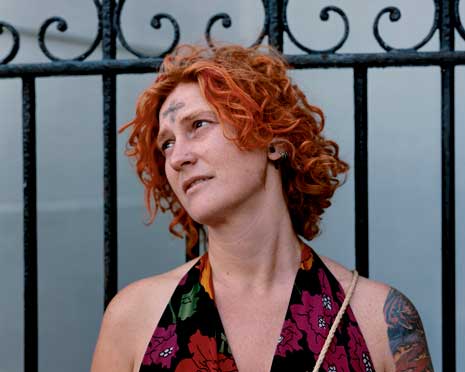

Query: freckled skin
<box><xmin>383</xmin><ymin>288</ymin><xmax>434</xmax><ymax>371</ymax></box>
<box><xmin>158</xmin><ymin>83</ymin><xmax>274</xmax><ymax>228</ymax></box>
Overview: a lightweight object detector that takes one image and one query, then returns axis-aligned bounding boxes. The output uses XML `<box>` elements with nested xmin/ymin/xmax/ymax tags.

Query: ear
<box><xmin>267</xmin><ymin>139</ymin><xmax>288</xmax><ymax>161</ymax></box>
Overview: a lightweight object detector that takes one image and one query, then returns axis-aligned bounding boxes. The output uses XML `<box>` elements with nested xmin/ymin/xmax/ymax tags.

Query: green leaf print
<box><xmin>219</xmin><ymin>332</ymin><xmax>226</xmax><ymax>354</ymax></box>
<box><xmin>220</xmin><ymin>332</ymin><xmax>232</xmax><ymax>354</ymax></box>
<box><xmin>168</xmin><ymin>301</ymin><xmax>177</xmax><ymax>323</ymax></box>
<box><xmin>178</xmin><ymin>283</ymin><xmax>201</xmax><ymax>321</ymax></box>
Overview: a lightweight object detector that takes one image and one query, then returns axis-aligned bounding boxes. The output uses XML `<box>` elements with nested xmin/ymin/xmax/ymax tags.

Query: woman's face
<box><xmin>157</xmin><ymin>82</ymin><xmax>270</xmax><ymax>226</ymax></box>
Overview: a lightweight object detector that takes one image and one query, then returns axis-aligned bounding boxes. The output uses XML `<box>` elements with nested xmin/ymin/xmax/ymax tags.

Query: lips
<box><xmin>183</xmin><ymin>176</ymin><xmax>213</xmax><ymax>193</ymax></box>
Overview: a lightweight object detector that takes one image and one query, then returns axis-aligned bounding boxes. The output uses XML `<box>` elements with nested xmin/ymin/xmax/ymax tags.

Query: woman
<box><xmin>91</xmin><ymin>44</ymin><xmax>433</xmax><ymax>372</ymax></box>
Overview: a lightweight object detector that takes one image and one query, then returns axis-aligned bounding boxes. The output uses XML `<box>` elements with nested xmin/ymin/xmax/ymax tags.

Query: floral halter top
<box><xmin>139</xmin><ymin>243</ymin><xmax>376</xmax><ymax>372</ymax></box>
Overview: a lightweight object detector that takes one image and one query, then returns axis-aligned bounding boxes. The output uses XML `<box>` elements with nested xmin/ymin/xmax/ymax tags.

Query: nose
<box><xmin>167</xmin><ymin>139</ymin><xmax>197</xmax><ymax>172</ymax></box>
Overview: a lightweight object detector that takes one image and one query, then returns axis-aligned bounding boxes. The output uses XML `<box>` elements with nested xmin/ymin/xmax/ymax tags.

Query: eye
<box><xmin>193</xmin><ymin>120</ymin><xmax>209</xmax><ymax>129</ymax></box>
<box><xmin>160</xmin><ymin>139</ymin><xmax>174</xmax><ymax>152</ymax></box>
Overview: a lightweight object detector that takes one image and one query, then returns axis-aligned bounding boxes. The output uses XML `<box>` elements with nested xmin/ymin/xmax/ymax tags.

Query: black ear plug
<box><xmin>269</xmin><ymin>145</ymin><xmax>276</xmax><ymax>153</ymax></box>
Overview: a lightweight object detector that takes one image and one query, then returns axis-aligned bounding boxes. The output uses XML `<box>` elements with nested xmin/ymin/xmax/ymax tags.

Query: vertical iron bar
<box><xmin>353</xmin><ymin>67</ymin><xmax>369</xmax><ymax>278</ymax></box>
<box><xmin>439</xmin><ymin>1</ymin><xmax>456</xmax><ymax>371</ymax></box>
<box><xmin>22</xmin><ymin>77</ymin><xmax>38</xmax><ymax>372</ymax></box>
<box><xmin>267</xmin><ymin>0</ymin><xmax>284</xmax><ymax>52</ymax></box>
<box><xmin>102</xmin><ymin>0</ymin><xmax>118</xmax><ymax>309</ymax></box>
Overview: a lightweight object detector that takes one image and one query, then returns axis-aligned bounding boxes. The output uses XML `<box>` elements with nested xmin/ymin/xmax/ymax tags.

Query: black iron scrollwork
<box><xmin>0</xmin><ymin>21</ymin><xmax>20</xmax><ymax>64</ymax></box>
<box><xmin>205</xmin><ymin>13</ymin><xmax>232</xmax><ymax>48</ymax></box>
<box><xmin>283</xmin><ymin>0</ymin><xmax>349</xmax><ymax>53</ymax></box>
<box><xmin>373</xmin><ymin>1</ymin><xmax>439</xmax><ymax>52</ymax></box>
<box><xmin>38</xmin><ymin>0</ymin><xmax>102</xmax><ymax>61</ymax></box>
<box><xmin>115</xmin><ymin>0</ymin><xmax>180</xmax><ymax>58</ymax></box>
<box><xmin>205</xmin><ymin>14</ymin><xmax>267</xmax><ymax>49</ymax></box>
<box><xmin>205</xmin><ymin>0</ymin><xmax>268</xmax><ymax>48</ymax></box>
<box><xmin>252</xmin><ymin>0</ymin><xmax>269</xmax><ymax>47</ymax></box>
<box><xmin>455</xmin><ymin>0</ymin><xmax>465</xmax><ymax>41</ymax></box>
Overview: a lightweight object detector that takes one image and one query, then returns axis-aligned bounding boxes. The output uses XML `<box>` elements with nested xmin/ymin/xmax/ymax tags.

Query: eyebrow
<box><xmin>156</xmin><ymin>109</ymin><xmax>218</xmax><ymax>148</ymax></box>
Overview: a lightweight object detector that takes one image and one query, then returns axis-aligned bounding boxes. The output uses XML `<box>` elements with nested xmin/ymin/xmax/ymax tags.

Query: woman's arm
<box><xmin>383</xmin><ymin>287</ymin><xmax>434</xmax><ymax>372</ymax></box>
<box><xmin>90</xmin><ymin>265</ymin><xmax>194</xmax><ymax>372</ymax></box>
<box><xmin>90</xmin><ymin>287</ymin><xmax>138</xmax><ymax>372</ymax></box>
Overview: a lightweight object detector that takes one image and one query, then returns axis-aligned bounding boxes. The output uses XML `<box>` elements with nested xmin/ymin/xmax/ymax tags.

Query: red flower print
<box><xmin>318</xmin><ymin>269</ymin><xmax>331</xmax><ymax>294</ymax></box>
<box><xmin>175</xmin><ymin>330</ymin><xmax>238</xmax><ymax>372</ymax></box>
<box><xmin>276</xmin><ymin>319</ymin><xmax>303</xmax><ymax>357</ymax></box>
<box><xmin>347</xmin><ymin>324</ymin><xmax>373</xmax><ymax>371</ymax></box>
<box><xmin>318</xmin><ymin>269</ymin><xmax>339</xmax><ymax>317</ymax></box>
<box><xmin>142</xmin><ymin>324</ymin><xmax>179</xmax><ymax>368</ymax></box>
<box><xmin>178</xmin><ymin>272</ymin><xmax>188</xmax><ymax>287</ymax></box>
<box><xmin>319</xmin><ymin>340</ymin><xmax>351</xmax><ymax>372</ymax></box>
<box><xmin>290</xmin><ymin>291</ymin><xmax>329</xmax><ymax>353</ymax></box>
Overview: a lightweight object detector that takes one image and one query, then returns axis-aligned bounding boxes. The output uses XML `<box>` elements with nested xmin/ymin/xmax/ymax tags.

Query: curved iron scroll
<box><xmin>373</xmin><ymin>1</ymin><xmax>439</xmax><ymax>52</ymax></box>
<box><xmin>115</xmin><ymin>0</ymin><xmax>180</xmax><ymax>58</ymax></box>
<box><xmin>0</xmin><ymin>21</ymin><xmax>20</xmax><ymax>64</ymax></box>
<box><xmin>283</xmin><ymin>0</ymin><xmax>349</xmax><ymax>53</ymax></box>
<box><xmin>455</xmin><ymin>0</ymin><xmax>465</xmax><ymax>41</ymax></box>
<box><xmin>38</xmin><ymin>0</ymin><xmax>102</xmax><ymax>61</ymax></box>
<box><xmin>205</xmin><ymin>13</ymin><xmax>232</xmax><ymax>48</ymax></box>
<box><xmin>4</xmin><ymin>0</ymin><xmax>464</xmax><ymax>65</ymax></box>
<box><xmin>205</xmin><ymin>0</ymin><xmax>268</xmax><ymax>48</ymax></box>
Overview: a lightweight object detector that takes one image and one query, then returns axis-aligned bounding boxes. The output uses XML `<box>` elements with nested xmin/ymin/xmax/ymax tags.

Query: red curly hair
<box><xmin>119</xmin><ymin>44</ymin><xmax>349</xmax><ymax>258</ymax></box>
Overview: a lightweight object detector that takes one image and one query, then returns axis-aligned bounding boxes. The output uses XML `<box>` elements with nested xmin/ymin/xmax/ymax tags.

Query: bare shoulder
<box><xmin>91</xmin><ymin>257</ymin><xmax>199</xmax><ymax>372</ymax></box>
<box><xmin>319</xmin><ymin>255</ymin><xmax>391</xmax><ymax>372</ymax></box>
<box><xmin>320</xmin><ymin>254</ymin><xmax>434</xmax><ymax>372</ymax></box>
<box><xmin>319</xmin><ymin>254</ymin><xmax>391</xmax><ymax>308</ymax></box>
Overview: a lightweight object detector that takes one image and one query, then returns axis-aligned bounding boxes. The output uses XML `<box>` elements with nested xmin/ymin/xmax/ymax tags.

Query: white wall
<box><xmin>1</xmin><ymin>1</ymin><xmax>464</xmax><ymax>371</ymax></box>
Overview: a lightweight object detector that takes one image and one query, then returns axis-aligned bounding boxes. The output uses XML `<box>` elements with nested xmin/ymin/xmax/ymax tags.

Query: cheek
<box><xmin>164</xmin><ymin>166</ymin><xmax>180</xmax><ymax>195</ymax></box>
<box><xmin>220</xmin><ymin>147</ymin><xmax>267</xmax><ymax>185</ymax></box>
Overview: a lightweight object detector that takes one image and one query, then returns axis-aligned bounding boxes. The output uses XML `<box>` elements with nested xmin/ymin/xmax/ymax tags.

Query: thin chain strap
<box><xmin>312</xmin><ymin>270</ymin><xmax>359</xmax><ymax>372</ymax></box>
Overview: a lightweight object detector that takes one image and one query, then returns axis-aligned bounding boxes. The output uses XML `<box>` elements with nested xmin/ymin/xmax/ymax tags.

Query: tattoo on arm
<box><xmin>384</xmin><ymin>288</ymin><xmax>434</xmax><ymax>371</ymax></box>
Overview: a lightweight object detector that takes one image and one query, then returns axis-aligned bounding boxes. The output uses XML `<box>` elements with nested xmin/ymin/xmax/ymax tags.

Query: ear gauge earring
<box><xmin>269</xmin><ymin>145</ymin><xmax>289</xmax><ymax>170</ymax></box>
<box><xmin>269</xmin><ymin>145</ymin><xmax>287</xmax><ymax>158</ymax></box>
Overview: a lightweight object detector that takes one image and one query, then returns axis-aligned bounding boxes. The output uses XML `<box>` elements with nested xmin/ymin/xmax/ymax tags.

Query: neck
<box><xmin>206</xmin><ymin>195</ymin><xmax>302</xmax><ymax>294</ymax></box>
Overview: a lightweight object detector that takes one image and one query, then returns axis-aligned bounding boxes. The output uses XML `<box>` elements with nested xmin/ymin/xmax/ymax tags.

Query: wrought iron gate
<box><xmin>0</xmin><ymin>0</ymin><xmax>463</xmax><ymax>371</ymax></box>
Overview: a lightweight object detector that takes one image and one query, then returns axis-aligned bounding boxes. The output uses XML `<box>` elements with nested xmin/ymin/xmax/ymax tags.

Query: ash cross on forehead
<box><xmin>162</xmin><ymin>101</ymin><xmax>185</xmax><ymax>124</ymax></box>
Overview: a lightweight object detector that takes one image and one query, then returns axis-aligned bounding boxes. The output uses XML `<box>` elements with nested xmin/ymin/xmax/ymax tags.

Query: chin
<box><xmin>183</xmin><ymin>196</ymin><xmax>232</xmax><ymax>227</ymax></box>
<box><xmin>180</xmin><ymin>187</ymin><xmax>259</xmax><ymax>227</ymax></box>
<box><xmin>187</xmin><ymin>206</ymin><xmax>227</xmax><ymax>227</ymax></box>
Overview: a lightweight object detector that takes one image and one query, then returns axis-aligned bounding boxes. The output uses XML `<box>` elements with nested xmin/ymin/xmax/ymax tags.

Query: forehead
<box><xmin>159</xmin><ymin>82</ymin><xmax>208</xmax><ymax>121</ymax></box>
